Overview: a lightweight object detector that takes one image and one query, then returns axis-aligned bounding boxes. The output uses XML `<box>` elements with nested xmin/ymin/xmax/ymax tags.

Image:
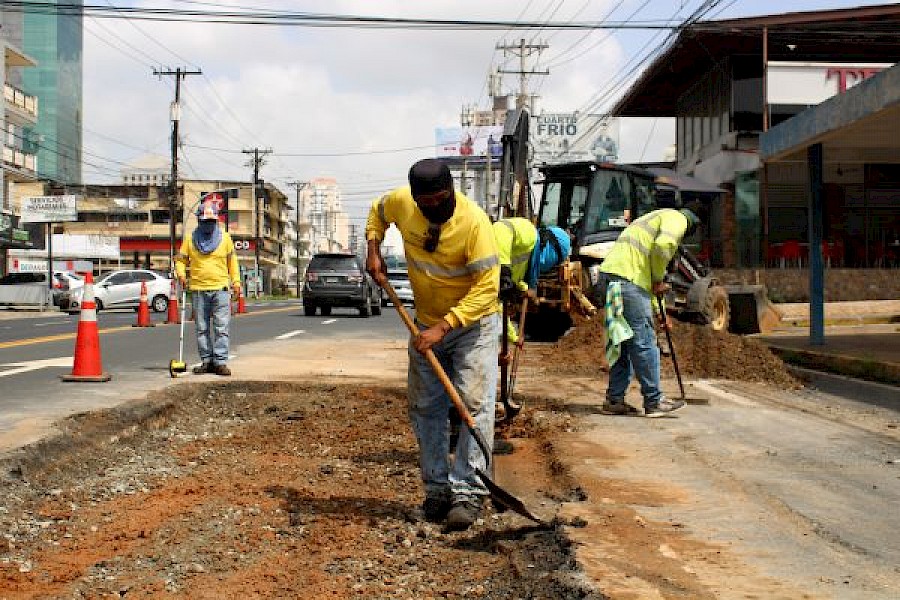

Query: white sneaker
<box><xmin>644</xmin><ymin>398</ymin><xmax>686</xmax><ymax>418</ymax></box>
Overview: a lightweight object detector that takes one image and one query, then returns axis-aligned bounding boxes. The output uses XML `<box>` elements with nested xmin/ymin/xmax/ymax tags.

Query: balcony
<box><xmin>2</xmin><ymin>144</ymin><xmax>38</xmax><ymax>181</ymax></box>
<box><xmin>3</xmin><ymin>83</ymin><xmax>38</xmax><ymax>124</ymax></box>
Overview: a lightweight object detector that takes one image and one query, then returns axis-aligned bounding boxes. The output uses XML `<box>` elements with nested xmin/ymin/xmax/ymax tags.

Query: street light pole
<box><xmin>242</xmin><ymin>148</ymin><xmax>272</xmax><ymax>298</ymax></box>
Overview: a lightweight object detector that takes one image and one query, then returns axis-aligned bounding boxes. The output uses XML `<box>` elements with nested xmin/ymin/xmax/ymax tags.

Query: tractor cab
<box><xmin>536</xmin><ymin>161</ymin><xmax>658</xmax><ymax>261</ymax></box>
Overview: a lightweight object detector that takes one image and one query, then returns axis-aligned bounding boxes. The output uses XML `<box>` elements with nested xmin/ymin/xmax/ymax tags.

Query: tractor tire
<box><xmin>525</xmin><ymin>307</ymin><xmax>573</xmax><ymax>342</ymax></box>
<box><xmin>304</xmin><ymin>303</ymin><xmax>317</xmax><ymax>316</ymax></box>
<box><xmin>702</xmin><ymin>285</ymin><xmax>730</xmax><ymax>332</ymax></box>
<box><xmin>372</xmin><ymin>296</ymin><xmax>382</xmax><ymax>316</ymax></box>
<box><xmin>320</xmin><ymin>305</ymin><xmax>332</xmax><ymax>316</ymax></box>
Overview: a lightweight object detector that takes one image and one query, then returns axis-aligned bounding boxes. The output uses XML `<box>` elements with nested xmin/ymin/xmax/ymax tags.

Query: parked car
<box><xmin>52</xmin><ymin>271</ymin><xmax>84</xmax><ymax>308</ymax></box>
<box><xmin>0</xmin><ymin>271</ymin><xmax>83</xmax><ymax>308</ymax></box>
<box><xmin>64</xmin><ymin>269</ymin><xmax>172</xmax><ymax>313</ymax></box>
<box><xmin>302</xmin><ymin>253</ymin><xmax>382</xmax><ymax>317</ymax></box>
<box><xmin>381</xmin><ymin>269</ymin><xmax>414</xmax><ymax>306</ymax></box>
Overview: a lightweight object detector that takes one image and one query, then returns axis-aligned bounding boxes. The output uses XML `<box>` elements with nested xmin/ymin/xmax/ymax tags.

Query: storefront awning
<box><xmin>647</xmin><ymin>168</ymin><xmax>725</xmax><ymax>194</ymax></box>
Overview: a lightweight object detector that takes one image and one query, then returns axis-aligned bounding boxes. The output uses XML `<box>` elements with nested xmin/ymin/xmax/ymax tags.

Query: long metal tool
<box><xmin>383</xmin><ymin>280</ymin><xmax>546</xmax><ymax>525</ymax></box>
<box><xmin>501</xmin><ymin>295</ymin><xmax>529</xmax><ymax>420</ymax></box>
<box><xmin>655</xmin><ymin>294</ymin><xmax>707</xmax><ymax>405</ymax></box>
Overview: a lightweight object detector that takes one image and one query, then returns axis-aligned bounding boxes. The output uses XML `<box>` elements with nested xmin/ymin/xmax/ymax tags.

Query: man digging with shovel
<box><xmin>366</xmin><ymin>158</ymin><xmax>501</xmax><ymax>532</ymax></box>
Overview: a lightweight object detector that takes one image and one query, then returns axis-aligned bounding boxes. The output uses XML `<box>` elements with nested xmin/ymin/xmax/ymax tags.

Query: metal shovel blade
<box><xmin>477</xmin><ymin>468</ymin><xmax>547</xmax><ymax>525</ymax></box>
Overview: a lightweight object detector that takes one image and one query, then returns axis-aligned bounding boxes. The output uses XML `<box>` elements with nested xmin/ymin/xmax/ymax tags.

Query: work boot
<box><xmin>213</xmin><ymin>364</ymin><xmax>231</xmax><ymax>376</ymax></box>
<box><xmin>445</xmin><ymin>496</ymin><xmax>484</xmax><ymax>532</ymax></box>
<box><xmin>422</xmin><ymin>492</ymin><xmax>452</xmax><ymax>523</ymax></box>
<box><xmin>600</xmin><ymin>401</ymin><xmax>639</xmax><ymax>416</ymax></box>
<box><xmin>644</xmin><ymin>397</ymin><xmax>686</xmax><ymax>418</ymax></box>
<box><xmin>192</xmin><ymin>363</ymin><xmax>211</xmax><ymax>375</ymax></box>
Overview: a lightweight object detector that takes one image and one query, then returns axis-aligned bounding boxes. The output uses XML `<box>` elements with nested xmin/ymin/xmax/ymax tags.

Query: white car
<box><xmin>382</xmin><ymin>269</ymin><xmax>414</xmax><ymax>306</ymax></box>
<box><xmin>67</xmin><ymin>269</ymin><xmax>172</xmax><ymax>313</ymax></box>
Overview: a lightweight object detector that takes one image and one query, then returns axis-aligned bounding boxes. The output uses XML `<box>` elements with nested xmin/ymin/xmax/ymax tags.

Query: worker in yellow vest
<box><xmin>598</xmin><ymin>208</ymin><xmax>699</xmax><ymax>418</ymax></box>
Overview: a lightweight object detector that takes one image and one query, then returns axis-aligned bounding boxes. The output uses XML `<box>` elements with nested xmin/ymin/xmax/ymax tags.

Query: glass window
<box><xmin>132</xmin><ymin>271</ymin><xmax>156</xmax><ymax>282</ymax></box>
<box><xmin>105</xmin><ymin>272</ymin><xmax>132</xmax><ymax>285</ymax></box>
<box><xmin>582</xmin><ymin>171</ymin><xmax>632</xmax><ymax>235</ymax></box>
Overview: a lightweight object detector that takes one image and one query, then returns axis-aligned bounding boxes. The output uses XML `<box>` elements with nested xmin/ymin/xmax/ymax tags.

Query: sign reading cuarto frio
<box><xmin>19</xmin><ymin>195</ymin><xmax>80</xmax><ymax>223</ymax></box>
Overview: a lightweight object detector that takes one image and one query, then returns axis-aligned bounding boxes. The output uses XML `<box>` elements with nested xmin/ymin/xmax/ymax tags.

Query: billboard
<box><xmin>19</xmin><ymin>195</ymin><xmax>79</xmax><ymax>223</ymax></box>
<box><xmin>435</xmin><ymin>126</ymin><xmax>504</xmax><ymax>158</ymax></box>
<box><xmin>531</xmin><ymin>113</ymin><xmax>620</xmax><ymax>164</ymax></box>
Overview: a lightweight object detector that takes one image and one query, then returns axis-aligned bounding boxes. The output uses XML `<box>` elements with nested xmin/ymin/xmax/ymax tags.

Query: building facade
<box><xmin>8</xmin><ymin>179</ymin><xmax>292</xmax><ymax>293</ymax></box>
<box><xmin>612</xmin><ymin>4</ymin><xmax>900</xmax><ymax>268</ymax></box>
<box><xmin>296</xmin><ymin>178</ymin><xmax>350</xmax><ymax>255</ymax></box>
<box><xmin>22</xmin><ymin>0</ymin><xmax>83</xmax><ymax>184</ymax></box>
<box><xmin>0</xmin><ymin>37</ymin><xmax>40</xmax><ymax>272</ymax></box>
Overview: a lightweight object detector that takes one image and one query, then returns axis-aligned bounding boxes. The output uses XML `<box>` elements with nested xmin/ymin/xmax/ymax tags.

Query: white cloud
<box><xmin>81</xmin><ymin>0</ymin><xmax>683</xmax><ymax>224</ymax></box>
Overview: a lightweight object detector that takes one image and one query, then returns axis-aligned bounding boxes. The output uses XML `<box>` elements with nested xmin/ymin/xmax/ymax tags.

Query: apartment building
<box><xmin>0</xmin><ymin>38</ymin><xmax>40</xmax><ymax>271</ymax></box>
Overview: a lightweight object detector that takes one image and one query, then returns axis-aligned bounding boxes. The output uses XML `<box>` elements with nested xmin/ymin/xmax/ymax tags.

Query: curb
<box><xmin>765</xmin><ymin>345</ymin><xmax>900</xmax><ymax>387</ymax></box>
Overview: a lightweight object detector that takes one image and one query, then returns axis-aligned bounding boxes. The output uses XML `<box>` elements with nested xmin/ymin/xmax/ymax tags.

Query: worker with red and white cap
<box><xmin>174</xmin><ymin>198</ymin><xmax>241</xmax><ymax>376</ymax></box>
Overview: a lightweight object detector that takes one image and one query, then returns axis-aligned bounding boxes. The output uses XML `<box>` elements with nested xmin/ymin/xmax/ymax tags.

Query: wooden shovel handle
<box><xmin>382</xmin><ymin>281</ymin><xmax>479</xmax><ymax>433</ymax></box>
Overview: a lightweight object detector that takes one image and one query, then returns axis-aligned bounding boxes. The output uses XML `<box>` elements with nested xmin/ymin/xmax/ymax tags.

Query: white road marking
<box><xmin>322</xmin><ymin>319</ymin><xmax>337</xmax><ymax>325</ymax></box>
<box><xmin>0</xmin><ymin>356</ymin><xmax>72</xmax><ymax>378</ymax></box>
<box><xmin>275</xmin><ymin>330</ymin><xmax>305</xmax><ymax>340</ymax></box>
<box><xmin>33</xmin><ymin>321</ymin><xmax>65</xmax><ymax>327</ymax></box>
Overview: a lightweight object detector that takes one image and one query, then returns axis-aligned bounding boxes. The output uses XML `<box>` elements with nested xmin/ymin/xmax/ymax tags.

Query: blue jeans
<box><xmin>603</xmin><ymin>278</ymin><xmax>663</xmax><ymax>410</ymax></box>
<box><xmin>407</xmin><ymin>313</ymin><xmax>499</xmax><ymax>501</ymax></box>
<box><xmin>193</xmin><ymin>290</ymin><xmax>232</xmax><ymax>365</ymax></box>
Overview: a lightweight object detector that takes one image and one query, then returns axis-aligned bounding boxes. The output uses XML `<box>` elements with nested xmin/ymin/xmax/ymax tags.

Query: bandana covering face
<box><xmin>409</xmin><ymin>158</ymin><xmax>456</xmax><ymax>224</ymax></box>
<box><xmin>193</xmin><ymin>219</ymin><xmax>222</xmax><ymax>254</ymax></box>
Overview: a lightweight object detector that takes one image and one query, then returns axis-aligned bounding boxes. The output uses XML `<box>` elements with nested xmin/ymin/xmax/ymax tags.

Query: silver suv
<box><xmin>302</xmin><ymin>253</ymin><xmax>382</xmax><ymax>317</ymax></box>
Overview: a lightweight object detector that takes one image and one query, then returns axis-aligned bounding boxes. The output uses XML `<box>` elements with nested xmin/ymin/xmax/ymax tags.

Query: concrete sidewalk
<box><xmin>760</xmin><ymin>323</ymin><xmax>900</xmax><ymax>385</ymax></box>
<box><xmin>774</xmin><ymin>299</ymin><xmax>900</xmax><ymax>326</ymax></box>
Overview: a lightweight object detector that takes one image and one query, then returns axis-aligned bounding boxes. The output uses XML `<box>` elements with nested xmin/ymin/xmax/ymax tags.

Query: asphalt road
<box><xmin>0</xmin><ymin>302</ymin><xmax>408</xmax><ymax>445</ymax></box>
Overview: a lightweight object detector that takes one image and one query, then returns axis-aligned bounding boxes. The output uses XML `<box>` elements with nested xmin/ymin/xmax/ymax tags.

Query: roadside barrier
<box><xmin>62</xmin><ymin>273</ymin><xmax>111</xmax><ymax>382</ymax></box>
<box><xmin>165</xmin><ymin>279</ymin><xmax>180</xmax><ymax>324</ymax></box>
<box><xmin>133</xmin><ymin>281</ymin><xmax>155</xmax><ymax>327</ymax></box>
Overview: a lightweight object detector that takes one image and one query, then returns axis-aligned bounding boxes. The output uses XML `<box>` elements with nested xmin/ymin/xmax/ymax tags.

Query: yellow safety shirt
<box><xmin>492</xmin><ymin>217</ymin><xmax>538</xmax><ymax>287</ymax></box>
<box><xmin>366</xmin><ymin>186</ymin><xmax>500</xmax><ymax>329</ymax></box>
<box><xmin>175</xmin><ymin>229</ymin><xmax>241</xmax><ymax>292</ymax></box>
<box><xmin>600</xmin><ymin>208</ymin><xmax>688</xmax><ymax>294</ymax></box>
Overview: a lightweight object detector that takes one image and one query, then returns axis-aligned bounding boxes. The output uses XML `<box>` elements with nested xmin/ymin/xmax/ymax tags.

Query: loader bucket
<box><xmin>725</xmin><ymin>285</ymin><xmax>783</xmax><ymax>334</ymax></box>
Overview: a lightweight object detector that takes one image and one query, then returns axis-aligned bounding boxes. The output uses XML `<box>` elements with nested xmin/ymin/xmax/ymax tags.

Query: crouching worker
<box><xmin>492</xmin><ymin>218</ymin><xmax>571</xmax><ymax>345</ymax></box>
<box><xmin>366</xmin><ymin>158</ymin><xmax>500</xmax><ymax>532</ymax></box>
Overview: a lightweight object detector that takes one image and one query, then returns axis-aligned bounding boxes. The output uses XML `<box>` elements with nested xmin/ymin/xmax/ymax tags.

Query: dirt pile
<box><xmin>0</xmin><ymin>382</ymin><xmax>598</xmax><ymax>599</ymax></box>
<box><xmin>531</xmin><ymin>316</ymin><xmax>800</xmax><ymax>388</ymax></box>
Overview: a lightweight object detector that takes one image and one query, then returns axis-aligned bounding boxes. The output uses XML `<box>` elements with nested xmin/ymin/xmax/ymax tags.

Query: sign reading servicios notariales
<box><xmin>19</xmin><ymin>195</ymin><xmax>80</xmax><ymax>223</ymax></box>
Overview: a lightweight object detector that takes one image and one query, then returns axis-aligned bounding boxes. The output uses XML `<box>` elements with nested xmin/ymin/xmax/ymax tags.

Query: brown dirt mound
<box><xmin>534</xmin><ymin>316</ymin><xmax>800</xmax><ymax>388</ymax></box>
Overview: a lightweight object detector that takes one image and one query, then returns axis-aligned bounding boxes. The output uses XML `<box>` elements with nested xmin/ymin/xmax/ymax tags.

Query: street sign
<box><xmin>19</xmin><ymin>195</ymin><xmax>79</xmax><ymax>223</ymax></box>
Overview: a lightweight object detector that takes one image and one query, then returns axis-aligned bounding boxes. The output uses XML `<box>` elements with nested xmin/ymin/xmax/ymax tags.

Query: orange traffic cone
<box><xmin>165</xmin><ymin>279</ymin><xmax>180</xmax><ymax>324</ymax></box>
<box><xmin>237</xmin><ymin>287</ymin><xmax>247</xmax><ymax>314</ymax></box>
<box><xmin>62</xmin><ymin>273</ymin><xmax>111</xmax><ymax>382</ymax></box>
<box><xmin>133</xmin><ymin>280</ymin><xmax>155</xmax><ymax>327</ymax></box>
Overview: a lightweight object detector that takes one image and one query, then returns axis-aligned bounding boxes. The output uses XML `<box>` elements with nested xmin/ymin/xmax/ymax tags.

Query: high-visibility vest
<box><xmin>600</xmin><ymin>209</ymin><xmax>688</xmax><ymax>294</ymax></box>
<box><xmin>492</xmin><ymin>217</ymin><xmax>537</xmax><ymax>285</ymax></box>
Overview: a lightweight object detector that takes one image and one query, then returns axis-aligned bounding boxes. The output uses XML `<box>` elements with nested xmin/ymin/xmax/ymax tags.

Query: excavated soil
<box><xmin>531</xmin><ymin>316</ymin><xmax>800</xmax><ymax>389</ymax></box>
<box><xmin>0</xmin><ymin>382</ymin><xmax>599</xmax><ymax>599</ymax></box>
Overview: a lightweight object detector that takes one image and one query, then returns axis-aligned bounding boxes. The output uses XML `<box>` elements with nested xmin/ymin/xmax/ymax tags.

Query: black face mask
<box><xmin>418</xmin><ymin>195</ymin><xmax>456</xmax><ymax>224</ymax></box>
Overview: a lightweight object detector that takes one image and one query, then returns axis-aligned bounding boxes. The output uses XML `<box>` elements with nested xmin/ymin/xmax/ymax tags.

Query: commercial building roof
<box><xmin>612</xmin><ymin>4</ymin><xmax>900</xmax><ymax>117</ymax></box>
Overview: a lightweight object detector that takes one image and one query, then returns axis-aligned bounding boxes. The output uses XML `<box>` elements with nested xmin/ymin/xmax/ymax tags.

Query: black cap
<box><xmin>409</xmin><ymin>159</ymin><xmax>453</xmax><ymax>197</ymax></box>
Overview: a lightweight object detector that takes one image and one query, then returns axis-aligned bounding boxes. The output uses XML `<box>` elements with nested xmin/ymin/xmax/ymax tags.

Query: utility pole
<box><xmin>243</xmin><ymin>148</ymin><xmax>272</xmax><ymax>298</ymax></box>
<box><xmin>154</xmin><ymin>67</ymin><xmax>202</xmax><ymax>274</ymax></box>
<box><xmin>496</xmin><ymin>39</ymin><xmax>549</xmax><ymax>111</ymax></box>
<box><xmin>287</xmin><ymin>180</ymin><xmax>310</xmax><ymax>299</ymax></box>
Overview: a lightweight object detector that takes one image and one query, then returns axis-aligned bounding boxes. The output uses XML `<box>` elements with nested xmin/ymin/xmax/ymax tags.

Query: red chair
<box><xmin>766</xmin><ymin>243</ymin><xmax>782</xmax><ymax>267</ymax></box>
<box><xmin>781</xmin><ymin>240</ymin><xmax>802</xmax><ymax>268</ymax></box>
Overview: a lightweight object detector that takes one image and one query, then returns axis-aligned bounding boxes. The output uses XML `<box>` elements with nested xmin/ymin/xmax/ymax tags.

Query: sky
<box><xmin>76</xmin><ymin>0</ymin><xmax>895</xmax><ymax>227</ymax></box>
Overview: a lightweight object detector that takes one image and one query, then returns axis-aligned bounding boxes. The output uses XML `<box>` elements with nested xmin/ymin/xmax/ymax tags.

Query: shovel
<box><xmin>500</xmin><ymin>295</ymin><xmax>529</xmax><ymax>421</ymax></box>
<box><xmin>655</xmin><ymin>294</ymin><xmax>708</xmax><ymax>405</ymax></box>
<box><xmin>382</xmin><ymin>280</ymin><xmax>546</xmax><ymax>525</ymax></box>
<box><xmin>168</xmin><ymin>288</ymin><xmax>188</xmax><ymax>378</ymax></box>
